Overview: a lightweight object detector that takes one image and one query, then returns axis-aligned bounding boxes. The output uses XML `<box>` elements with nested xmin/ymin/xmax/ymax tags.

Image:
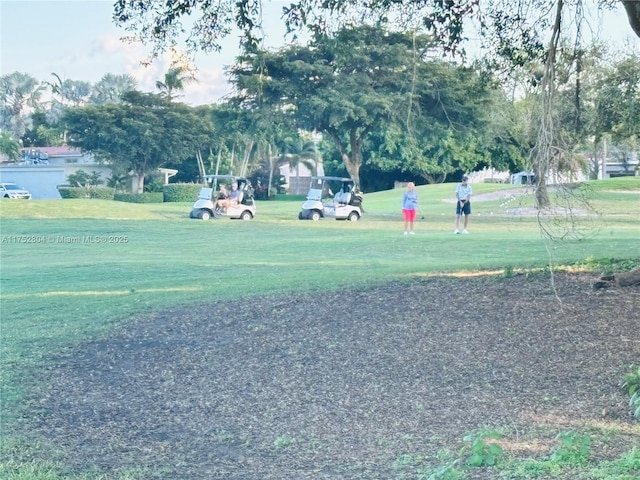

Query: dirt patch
<box><xmin>444</xmin><ymin>188</ymin><xmax>530</xmax><ymax>203</ymax></box>
<box><xmin>22</xmin><ymin>273</ymin><xmax>640</xmax><ymax>479</ymax></box>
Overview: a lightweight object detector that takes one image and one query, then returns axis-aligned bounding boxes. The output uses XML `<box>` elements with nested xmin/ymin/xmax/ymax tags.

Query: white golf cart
<box><xmin>298</xmin><ymin>176</ymin><xmax>363</xmax><ymax>221</ymax></box>
<box><xmin>189</xmin><ymin>175</ymin><xmax>256</xmax><ymax>221</ymax></box>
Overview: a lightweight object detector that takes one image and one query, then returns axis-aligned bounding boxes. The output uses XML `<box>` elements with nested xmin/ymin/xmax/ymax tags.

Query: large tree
<box><xmin>63</xmin><ymin>91</ymin><xmax>214</xmax><ymax>192</ymax></box>
<box><xmin>90</xmin><ymin>73</ymin><xmax>137</xmax><ymax>105</ymax></box>
<box><xmin>0</xmin><ymin>72</ymin><xmax>44</xmax><ymax>138</ymax></box>
<box><xmin>230</xmin><ymin>25</ymin><xmax>434</xmax><ymax>188</ymax></box>
<box><xmin>113</xmin><ymin>1</ymin><xmax>640</xmax><ymax>57</ymax></box>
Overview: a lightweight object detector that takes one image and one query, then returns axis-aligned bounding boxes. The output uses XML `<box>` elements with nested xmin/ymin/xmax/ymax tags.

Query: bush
<box><xmin>622</xmin><ymin>366</ymin><xmax>640</xmax><ymax>420</ymax></box>
<box><xmin>163</xmin><ymin>183</ymin><xmax>202</xmax><ymax>202</ymax></box>
<box><xmin>57</xmin><ymin>186</ymin><xmax>115</xmax><ymax>200</ymax></box>
<box><xmin>114</xmin><ymin>192</ymin><xmax>164</xmax><ymax>203</ymax></box>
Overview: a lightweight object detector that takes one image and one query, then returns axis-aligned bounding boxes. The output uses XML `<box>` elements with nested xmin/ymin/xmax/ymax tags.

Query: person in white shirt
<box><xmin>454</xmin><ymin>175</ymin><xmax>472</xmax><ymax>234</ymax></box>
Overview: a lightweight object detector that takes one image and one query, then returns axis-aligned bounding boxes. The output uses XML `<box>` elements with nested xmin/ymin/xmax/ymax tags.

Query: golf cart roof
<box><xmin>204</xmin><ymin>175</ymin><xmax>247</xmax><ymax>181</ymax></box>
<box><xmin>311</xmin><ymin>176</ymin><xmax>353</xmax><ymax>182</ymax></box>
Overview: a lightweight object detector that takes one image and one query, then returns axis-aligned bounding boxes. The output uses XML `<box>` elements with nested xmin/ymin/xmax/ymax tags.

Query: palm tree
<box><xmin>48</xmin><ymin>73</ymin><xmax>91</xmax><ymax>107</ymax></box>
<box><xmin>90</xmin><ymin>73</ymin><xmax>137</xmax><ymax>104</ymax></box>
<box><xmin>277</xmin><ymin>135</ymin><xmax>317</xmax><ymax>194</ymax></box>
<box><xmin>0</xmin><ymin>72</ymin><xmax>44</xmax><ymax>138</ymax></box>
<box><xmin>156</xmin><ymin>66</ymin><xmax>197</xmax><ymax>101</ymax></box>
<box><xmin>0</xmin><ymin>132</ymin><xmax>22</xmax><ymax>161</ymax></box>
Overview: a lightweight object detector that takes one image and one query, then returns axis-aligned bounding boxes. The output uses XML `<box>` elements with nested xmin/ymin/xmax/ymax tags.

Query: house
<box><xmin>0</xmin><ymin>147</ymin><xmax>113</xmax><ymax>199</ymax></box>
<box><xmin>278</xmin><ymin>160</ymin><xmax>325</xmax><ymax>195</ymax></box>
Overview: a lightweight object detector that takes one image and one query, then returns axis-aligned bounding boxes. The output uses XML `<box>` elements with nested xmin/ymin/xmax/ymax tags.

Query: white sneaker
<box><xmin>409</xmin><ymin>231</ymin><xmax>415</xmax><ymax>235</ymax></box>
<box><xmin>404</xmin><ymin>231</ymin><xmax>408</xmax><ymax>235</ymax></box>
<box><xmin>454</xmin><ymin>230</ymin><xmax>460</xmax><ymax>234</ymax></box>
<box><xmin>462</xmin><ymin>229</ymin><xmax>469</xmax><ymax>234</ymax></box>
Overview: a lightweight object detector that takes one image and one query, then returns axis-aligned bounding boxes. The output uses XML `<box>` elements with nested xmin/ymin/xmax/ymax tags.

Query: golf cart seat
<box><xmin>335</xmin><ymin>190</ymin><xmax>351</xmax><ymax>205</ymax></box>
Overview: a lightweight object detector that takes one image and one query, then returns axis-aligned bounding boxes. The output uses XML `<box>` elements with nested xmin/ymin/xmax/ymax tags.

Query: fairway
<box><xmin>1</xmin><ymin>178</ymin><xmax>639</xmax><ymax>479</ymax></box>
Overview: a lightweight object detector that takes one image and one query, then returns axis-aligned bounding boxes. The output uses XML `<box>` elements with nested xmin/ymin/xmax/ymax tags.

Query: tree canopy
<box><xmin>63</xmin><ymin>91</ymin><xmax>215</xmax><ymax>192</ymax></box>
<box><xmin>113</xmin><ymin>0</ymin><xmax>640</xmax><ymax>61</ymax></box>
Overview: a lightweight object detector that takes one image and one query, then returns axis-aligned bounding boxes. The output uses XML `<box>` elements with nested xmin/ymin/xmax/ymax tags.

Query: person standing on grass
<box><xmin>454</xmin><ymin>175</ymin><xmax>473</xmax><ymax>234</ymax></box>
<box><xmin>402</xmin><ymin>181</ymin><xmax>419</xmax><ymax>235</ymax></box>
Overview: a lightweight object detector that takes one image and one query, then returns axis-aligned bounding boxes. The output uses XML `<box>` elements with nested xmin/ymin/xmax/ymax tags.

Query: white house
<box><xmin>278</xmin><ymin>160</ymin><xmax>325</xmax><ymax>195</ymax></box>
<box><xmin>0</xmin><ymin>147</ymin><xmax>113</xmax><ymax>199</ymax></box>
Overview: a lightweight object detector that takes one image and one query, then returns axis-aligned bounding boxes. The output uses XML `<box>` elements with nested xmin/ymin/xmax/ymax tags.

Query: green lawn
<box><xmin>1</xmin><ymin>177</ymin><xmax>639</xmax><ymax>478</ymax></box>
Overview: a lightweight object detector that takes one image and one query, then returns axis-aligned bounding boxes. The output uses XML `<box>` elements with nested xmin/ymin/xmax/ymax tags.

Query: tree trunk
<box><xmin>136</xmin><ymin>174</ymin><xmax>145</xmax><ymax>194</ymax></box>
<box><xmin>326</xmin><ymin>127</ymin><xmax>362</xmax><ymax>190</ymax></box>
<box><xmin>267</xmin><ymin>144</ymin><xmax>274</xmax><ymax>198</ymax></box>
<box><xmin>593</xmin><ymin>266</ymin><xmax>640</xmax><ymax>289</ymax></box>
<box><xmin>532</xmin><ymin>0</ymin><xmax>563</xmax><ymax>210</ymax></box>
<box><xmin>622</xmin><ymin>1</ymin><xmax>640</xmax><ymax>38</ymax></box>
<box><xmin>615</xmin><ymin>267</ymin><xmax>640</xmax><ymax>288</ymax></box>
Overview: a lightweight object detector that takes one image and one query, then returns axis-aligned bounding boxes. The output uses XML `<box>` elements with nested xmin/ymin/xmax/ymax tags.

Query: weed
<box><xmin>417</xmin><ymin>464</ymin><xmax>464</xmax><ymax>480</ymax></box>
<box><xmin>502</xmin><ymin>265</ymin><xmax>515</xmax><ymax>278</ymax></box>
<box><xmin>392</xmin><ymin>453</ymin><xmax>419</xmax><ymax>470</ymax></box>
<box><xmin>460</xmin><ymin>430</ymin><xmax>504</xmax><ymax>467</ymax></box>
<box><xmin>550</xmin><ymin>431</ymin><xmax>591</xmax><ymax>464</ymax></box>
<box><xmin>273</xmin><ymin>435</ymin><xmax>296</xmax><ymax>448</ymax></box>
<box><xmin>622</xmin><ymin>365</ymin><xmax>640</xmax><ymax>419</ymax></box>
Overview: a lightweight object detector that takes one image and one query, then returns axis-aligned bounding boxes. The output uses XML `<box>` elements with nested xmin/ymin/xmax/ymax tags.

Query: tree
<box><xmin>377</xmin><ymin>59</ymin><xmax>496</xmax><ymax>183</ymax></box>
<box><xmin>0</xmin><ymin>132</ymin><xmax>22</xmax><ymax>161</ymax></box>
<box><xmin>230</xmin><ymin>25</ymin><xmax>431</xmax><ymax>189</ymax></box>
<box><xmin>63</xmin><ymin>91</ymin><xmax>214</xmax><ymax>193</ymax></box>
<box><xmin>0</xmin><ymin>72</ymin><xmax>44</xmax><ymax>138</ymax></box>
<box><xmin>48</xmin><ymin>73</ymin><xmax>92</xmax><ymax>107</ymax></box>
<box><xmin>593</xmin><ymin>51</ymin><xmax>640</xmax><ymax>144</ymax></box>
<box><xmin>156</xmin><ymin>66</ymin><xmax>197</xmax><ymax>101</ymax></box>
<box><xmin>114</xmin><ymin>1</ymin><xmax>640</xmax><ymax>58</ymax></box>
<box><xmin>90</xmin><ymin>73</ymin><xmax>137</xmax><ymax>104</ymax></box>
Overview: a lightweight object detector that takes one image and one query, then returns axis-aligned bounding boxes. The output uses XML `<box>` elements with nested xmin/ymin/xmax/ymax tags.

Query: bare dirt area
<box><xmin>22</xmin><ymin>272</ymin><xmax>640</xmax><ymax>479</ymax></box>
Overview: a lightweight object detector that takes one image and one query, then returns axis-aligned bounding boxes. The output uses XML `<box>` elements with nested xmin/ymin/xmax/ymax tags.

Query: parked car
<box><xmin>0</xmin><ymin>182</ymin><xmax>31</xmax><ymax>199</ymax></box>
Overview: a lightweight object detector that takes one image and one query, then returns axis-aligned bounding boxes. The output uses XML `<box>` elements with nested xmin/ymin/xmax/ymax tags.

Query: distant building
<box><xmin>0</xmin><ymin>147</ymin><xmax>113</xmax><ymax>199</ymax></box>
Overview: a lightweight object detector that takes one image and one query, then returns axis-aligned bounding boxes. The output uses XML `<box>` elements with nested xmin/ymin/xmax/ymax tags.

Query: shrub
<box><xmin>57</xmin><ymin>186</ymin><xmax>115</xmax><ymax>200</ymax></box>
<box><xmin>163</xmin><ymin>183</ymin><xmax>201</xmax><ymax>202</ymax></box>
<box><xmin>550</xmin><ymin>431</ymin><xmax>591</xmax><ymax>464</ymax></box>
<box><xmin>622</xmin><ymin>366</ymin><xmax>640</xmax><ymax>420</ymax></box>
<box><xmin>114</xmin><ymin>192</ymin><xmax>164</xmax><ymax>203</ymax></box>
<box><xmin>460</xmin><ymin>430</ymin><xmax>504</xmax><ymax>467</ymax></box>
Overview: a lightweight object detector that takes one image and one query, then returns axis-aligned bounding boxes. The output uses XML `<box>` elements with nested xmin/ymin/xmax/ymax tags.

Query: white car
<box><xmin>0</xmin><ymin>182</ymin><xmax>32</xmax><ymax>199</ymax></box>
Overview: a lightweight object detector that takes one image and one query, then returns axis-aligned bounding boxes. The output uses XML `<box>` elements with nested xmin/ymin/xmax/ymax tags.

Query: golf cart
<box><xmin>298</xmin><ymin>176</ymin><xmax>363</xmax><ymax>221</ymax></box>
<box><xmin>189</xmin><ymin>175</ymin><xmax>256</xmax><ymax>221</ymax></box>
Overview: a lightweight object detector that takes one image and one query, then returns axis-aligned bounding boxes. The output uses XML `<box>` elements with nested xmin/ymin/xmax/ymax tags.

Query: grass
<box><xmin>1</xmin><ymin>177</ymin><xmax>639</xmax><ymax>479</ymax></box>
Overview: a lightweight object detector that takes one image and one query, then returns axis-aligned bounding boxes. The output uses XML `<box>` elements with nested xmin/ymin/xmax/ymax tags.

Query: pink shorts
<box><xmin>403</xmin><ymin>209</ymin><xmax>416</xmax><ymax>222</ymax></box>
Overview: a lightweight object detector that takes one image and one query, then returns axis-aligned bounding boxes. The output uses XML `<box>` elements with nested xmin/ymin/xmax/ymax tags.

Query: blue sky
<box><xmin>1</xmin><ymin>0</ymin><xmax>638</xmax><ymax>106</ymax></box>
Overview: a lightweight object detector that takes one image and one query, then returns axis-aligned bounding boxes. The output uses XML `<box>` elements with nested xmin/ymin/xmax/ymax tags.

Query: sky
<box><xmin>1</xmin><ymin>0</ymin><xmax>639</xmax><ymax>106</ymax></box>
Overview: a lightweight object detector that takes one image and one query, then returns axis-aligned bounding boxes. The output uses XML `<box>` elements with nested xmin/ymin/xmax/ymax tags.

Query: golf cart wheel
<box><xmin>298</xmin><ymin>211</ymin><xmax>304</xmax><ymax>220</ymax></box>
<box><xmin>310</xmin><ymin>210</ymin><xmax>322</xmax><ymax>221</ymax></box>
<box><xmin>200</xmin><ymin>210</ymin><xmax>212</xmax><ymax>221</ymax></box>
<box><xmin>347</xmin><ymin>211</ymin><xmax>360</xmax><ymax>221</ymax></box>
<box><xmin>240</xmin><ymin>210</ymin><xmax>253</xmax><ymax>220</ymax></box>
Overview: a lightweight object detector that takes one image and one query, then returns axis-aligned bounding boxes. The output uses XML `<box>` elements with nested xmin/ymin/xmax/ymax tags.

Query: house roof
<box><xmin>22</xmin><ymin>146</ymin><xmax>84</xmax><ymax>157</ymax></box>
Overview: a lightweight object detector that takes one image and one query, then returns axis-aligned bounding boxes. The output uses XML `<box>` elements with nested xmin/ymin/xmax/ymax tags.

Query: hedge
<box><xmin>114</xmin><ymin>192</ymin><xmax>164</xmax><ymax>203</ymax></box>
<box><xmin>58</xmin><ymin>187</ymin><xmax>115</xmax><ymax>200</ymax></box>
<box><xmin>163</xmin><ymin>183</ymin><xmax>202</xmax><ymax>202</ymax></box>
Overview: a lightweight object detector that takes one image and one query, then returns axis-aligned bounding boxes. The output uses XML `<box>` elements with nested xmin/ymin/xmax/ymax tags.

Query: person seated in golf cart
<box><xmin>218</xmin><ymin>183</ymin><xmax>243</xmax><ymax>210</ymax></box>
<box><xmin>215</xmin><ymin>185</ymin><xmax>229</xmax><ymax>211</ymax></box>
<box><xmin>334</xmin><ymin>185</ymin><xmax>352</xmax><ymax>205</ymax></box>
